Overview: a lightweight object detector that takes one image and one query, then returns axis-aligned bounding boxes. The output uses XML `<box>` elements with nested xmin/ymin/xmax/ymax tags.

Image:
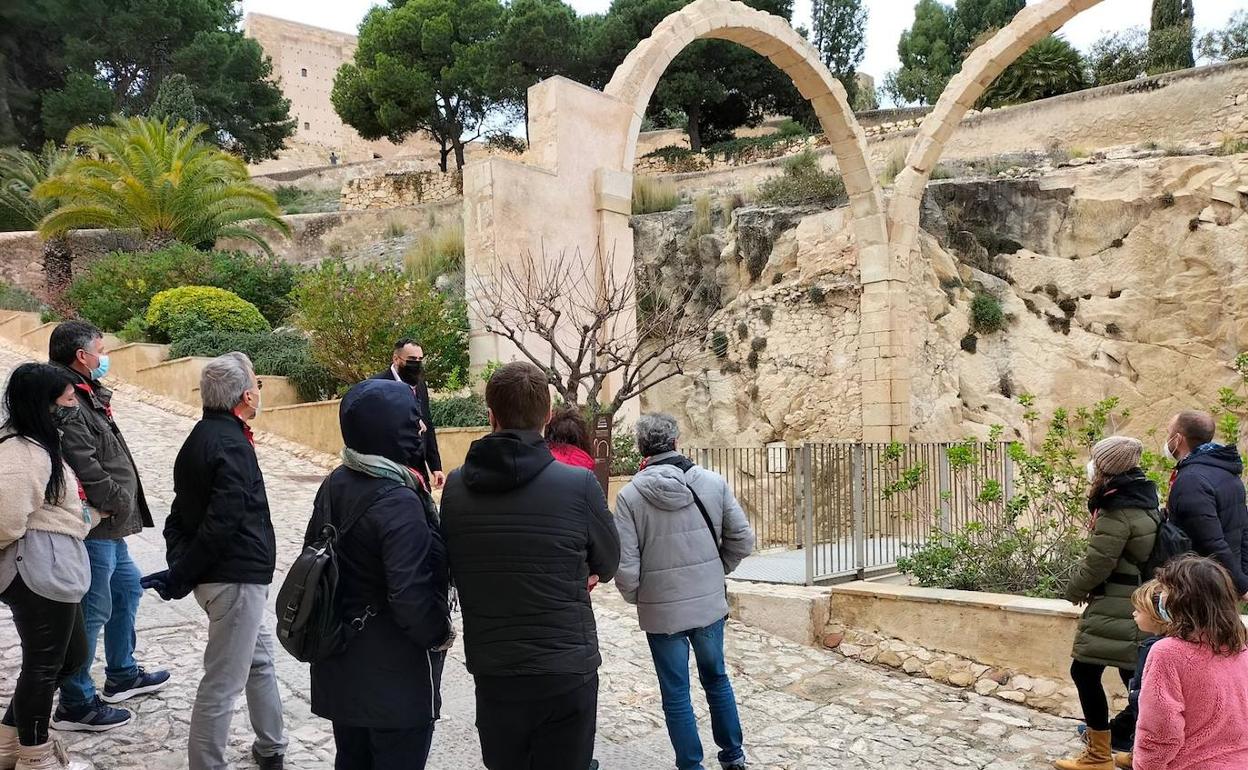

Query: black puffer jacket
<box><xmin>309</xmin><ymin>380</ymin><xmax>451</xmax><ymax>728</ymax></box>
<box><xmin>165</xmin><ymin>410</ymin><xmax>275</xmax><ymax>586</ymax></box>
<box><xmin>1169</xmin><ymin>444</ymin><xmax>1248</xmax><ymax>594</ymax></box>
<box><xmin>441</xmin><ymin>430</ymin><xmax>620</xmax><ymax>679</ymax></box>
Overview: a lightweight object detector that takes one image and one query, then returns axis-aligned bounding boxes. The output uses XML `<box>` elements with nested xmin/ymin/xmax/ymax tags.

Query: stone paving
<box><xmin>0</xmin><ymin>345</ymin><xmax>1080</xmax><ymax>769</ymax></box>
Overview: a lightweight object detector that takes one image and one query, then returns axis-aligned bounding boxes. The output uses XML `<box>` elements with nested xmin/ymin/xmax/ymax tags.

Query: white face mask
<box><xmin>1086</xmin><ymin>460</ymin><xmax>1097</xmax><ymax>483</ymax></box>
<box><xmin>1162</xmin><ymin>435</ymin><xmax>1177</xmax><ymax>462</ymax></box>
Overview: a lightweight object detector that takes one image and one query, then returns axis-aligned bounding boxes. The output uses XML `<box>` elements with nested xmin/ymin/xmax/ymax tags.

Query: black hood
<box><xmin>461</xmin><ymin>430</ymin><xmax>553</xmax><ymax>493</ymax></box>
<box><xmin>339</xmin><ymin>379</ymin><xmax>423</xmax><ymax>466</ymax></box>
<box><xmin>1179</xmin><ymin>444</ymin><xmax>1245</xmax><ymax>477</ymax></box>
<box><xmin>1092</xmin><ymin>468</ymin><xmax>1159</xmax><ymax>512</ymax></box>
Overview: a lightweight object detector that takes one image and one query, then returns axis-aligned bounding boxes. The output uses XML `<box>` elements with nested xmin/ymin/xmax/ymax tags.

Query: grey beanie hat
<box><xmin>1091</xmin><ymin>436</ymin><xmax>1143</xmax><ymax>476</ymax></box>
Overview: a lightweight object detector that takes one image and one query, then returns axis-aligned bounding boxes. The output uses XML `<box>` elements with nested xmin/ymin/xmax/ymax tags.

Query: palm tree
<box><xmin>0</xmin><ymin>142</ymin><xmax>77</xmax><ymax>294</ymax></box>
<box><xmin>34</xmin><ymin>116</ymin><xmax>290</xmax><ymax>253</ymax></box>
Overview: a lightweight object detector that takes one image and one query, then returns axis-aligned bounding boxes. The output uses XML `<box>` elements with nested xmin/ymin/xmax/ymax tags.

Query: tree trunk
<box><xmin>143</xmin><ymin>230</ymin><xmax>178</xmax><ymax>252</ymax></box>
<box><xmin>523</xmin><ymin>95</ymin><xmax>530</xmax><ymax>144</ymax></box>
<box><xmin>42</xmin><ymin>236</ymin><xmax>73</xmax><ymax>316</ymax></box>
<box><xmin>453</xmin><ymin>137</ymin><xmax>466</xmax><ymax>170</ymax></box>
<box><xmin>437</xmin><ymin>138</ymin><xmax>450</xmax><ymax>173</ymax></box>
<box><xmin>687</xmin><ymin>106</ymin><xmax>703</xmax><ymax>153</ymax></box>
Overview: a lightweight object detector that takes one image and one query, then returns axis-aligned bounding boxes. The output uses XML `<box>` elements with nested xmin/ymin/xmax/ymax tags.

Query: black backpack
<box><xmin>1139</xmin><ymin>508</ymin><xmax>1194</xmax><ymax>581</ymax></box>
<box><xmin>276</xmin><ymin>484</ymin><xmax>382</xmax><ymax>663</ymax></box>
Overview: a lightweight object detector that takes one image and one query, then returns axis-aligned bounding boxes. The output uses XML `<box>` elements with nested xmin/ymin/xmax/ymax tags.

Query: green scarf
<box><xmin>341</xmin><ymin>448</ymin><xmax>424</xmax><ymax>491</ymax></box>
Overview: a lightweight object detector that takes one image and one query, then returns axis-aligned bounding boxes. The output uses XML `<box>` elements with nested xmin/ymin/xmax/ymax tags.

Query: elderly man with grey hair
<box><xmin>143</xmin><ymin>353</ymin><xmax>287</xmax><ymax>770</ymax></box>
<box><xmin>614</xmin><ymin>413</ymin><xmax>755</xmax><ymax>770</ymax></box>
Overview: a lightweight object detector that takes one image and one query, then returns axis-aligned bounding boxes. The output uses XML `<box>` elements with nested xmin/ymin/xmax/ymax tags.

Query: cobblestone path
<box><xmin>0</xmin><ymin>345</ymin><xmax>1079</xmax><ymax>769</ymax></box>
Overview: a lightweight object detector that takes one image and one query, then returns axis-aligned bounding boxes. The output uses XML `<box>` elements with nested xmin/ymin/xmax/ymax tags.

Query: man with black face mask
<box><xmin>369</xmin><ymin>339</ymin><xmax>444</xmax><ymax>489</ymax></box>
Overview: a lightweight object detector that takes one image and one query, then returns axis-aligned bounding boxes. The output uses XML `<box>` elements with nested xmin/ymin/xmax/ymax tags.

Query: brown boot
<box><xmin>0</xmin><ymin>724</ymin><xmax>16</xmax><ymax>770</ymax></box>
<box><xmin>14</xmin><ymin>741</ymin><xmax>90</xmax><ymax>770</ymax></box>
<box><xmin>1054</xmin><ymin>729</ymin><xmax>1114</xmax><ymax>770</ymax></box>
<box><xmin>1114</xmin><ymin>752</ymin><xmax>1133</xmax><ymax>769</ymax></box>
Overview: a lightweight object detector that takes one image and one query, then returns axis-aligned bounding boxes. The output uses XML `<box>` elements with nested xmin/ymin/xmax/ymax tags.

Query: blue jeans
<box><xmin>59</xmin><ymin>538</ymin><xmax>142</xmax><ymax>707</ymax></box>
<box><xmin>646</xmin><ymin>618</ymin><xmax>745</xmax><ymax>770</ymax></box>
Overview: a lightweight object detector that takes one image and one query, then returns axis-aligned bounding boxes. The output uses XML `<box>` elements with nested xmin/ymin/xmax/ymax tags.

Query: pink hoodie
<box><xmin>1133</xmin><ymin>636</ymin><xmax>1248</xmax><ymax>770</ymax></box>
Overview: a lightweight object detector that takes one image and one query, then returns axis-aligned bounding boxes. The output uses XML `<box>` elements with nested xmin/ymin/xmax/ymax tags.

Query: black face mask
<box><xmin>400</xmin><ymin>360</ymin><xmax>423</xmax><ymax>384</ymax></box>
<box><xmin>53</xmin><ymin>405</ymin><xmax>77</xmax><ymax>428</ymax></box>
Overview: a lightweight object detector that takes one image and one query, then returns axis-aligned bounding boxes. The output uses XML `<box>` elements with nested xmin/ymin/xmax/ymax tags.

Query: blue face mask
<box><xmin>89</xmin><ymin>353</ymin><xmax>110</xmax><ymax>381</ymax></box>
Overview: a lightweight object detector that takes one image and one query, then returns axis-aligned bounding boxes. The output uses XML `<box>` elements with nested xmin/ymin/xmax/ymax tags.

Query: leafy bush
<box><xmin>1199</xmin><ymin>11</ymin><xmax>1248</xmax><ymax>62</ymax></box>
<box><xmin>897</xmin><ymin>398</ymin><xmax>1133</xmax><ymax>598</ymax></box>
<box><xmin>709</xmin><ymin>330</ymin><xmax>729</xmax><ymax>358</ymax></box>
<box><xmin>643</xmin><ymin>145</ymin><xmax>696</xmax><ymax>162</ymax></box>
<box><xmin>146</xmin><ymin>286</ymin><xmax>271</xmax><ymax>343</ymax></box>
<box><xmin>292</xmin><ymin>260</ymin><xmax>468</xmax><ymax>389</ymax></box>
<box><xmin>67</xmin><ymin>244</ymin><xmax>299</xmax><ymax>330</ymax></box>
<box><xmin>633</xmin><ymin>176</ymin><xmax>680</xmax><ymax>214</ymax></box>
<box><xmin>970</xmin><ymin>291</ymin><xmax>1006</xmax><ymax>334</ymax></box>
<box><xmin>1087</xmin><ymin>28</ymin><xmax>1148</xmax><ymax>87</ymax></box>
<box><xmin>610</xmin><ymin>431</ymin><xmax>642</xmax><ymax>476</ymax></box>
<box><xmin>0</xmin><ymin>282</ymin><xmax>43</xmax><ymax>312</ymax></box>
<box><xmin>429</xmin><ymin>394</ymin><xmax>489</xmax><ymax>427</ymax></box>
<box><xmin>756</xmin><ymin>152</ymin><xmax>847</xmax><ymax>207</ymax></box>
<box><xmin>170</xmin><ymin>330</ymin><xmax>341</xmax><ymax>402</ymax></box>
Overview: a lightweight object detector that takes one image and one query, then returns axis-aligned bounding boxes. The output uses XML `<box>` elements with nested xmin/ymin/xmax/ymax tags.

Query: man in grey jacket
<box><xmin>47</xmin><ymin>321</ymin><xmax>169</xmax><ymax>732</ymax></box>
<box><xmin>614</xmin><ymin>413</ymin><xmax>755</xmax><ymax>770</ymax></box>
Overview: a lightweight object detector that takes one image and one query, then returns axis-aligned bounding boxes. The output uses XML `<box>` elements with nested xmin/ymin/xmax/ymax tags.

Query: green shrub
<box><xmin>0</xmin><ymin>282</ymin><xmax>43</xmax><ymax>312</ymax></box>
<box><xmin>429</xmin><ymin>393</ymin><xmax>489</xmax><ymax>427</ymax></box>
<box><xmin>756</xmin><ymin>151</ymin><xmax>847</xmax><ymax>207</ymax></box>
<box><xmin>292</xmin><ymin>260</ymin><xmax>468</xmax><ymax>389</ymax></box>
<box><xmin>1214</xmin><ymin>136</ymin><xmax>1248</xmax><ymax>157</ymax></box>
<box><xmin>146</xmin><ymin>286</ymin><xmax>271</xmax><ymax>343</ymax></box>
<box><xmin>970</xmin><ymin>291</ymin><xmax>1006</xmax><ymax>334</ymax></box>
<box><xmin>170</xmin><ymin>329</ymin><xmax>341</xmax><ymax>401</ymax></box>
<box><xmin>709</xmin><ymin>330</ymin><xmax>729</xmax><ymax>358</ymax></box>
<box><xmin>610</xmin><ymin>432</ymin><xmax>642</xmax><ymax>476</ymax></box>
<box><xmin>67</xmin><ymin>244</ymin><xmax>299</xmax><ymax>330</ymax></box>
<box><xmin>633</xmin><ymin>176</ymin><xmax>680</xmax><ymax>214</ymax></box>
<box><xmin>118</xmin><ymin>315</ymin><xmax>150</xmax><ymax>343</ymax></box>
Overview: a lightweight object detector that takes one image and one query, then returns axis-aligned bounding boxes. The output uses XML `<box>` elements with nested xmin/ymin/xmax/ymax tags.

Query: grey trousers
<box><xmin>189</xmin><ymin>583</ymin><xmax>287</xmax><ymax>770</ymax></box>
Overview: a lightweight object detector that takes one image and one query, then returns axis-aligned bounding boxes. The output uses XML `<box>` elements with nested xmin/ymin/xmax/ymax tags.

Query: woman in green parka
<box><xmin>1054</xmin><ymin>436</ymin><xmax>1159</xmax><ymax>770</ymax></box>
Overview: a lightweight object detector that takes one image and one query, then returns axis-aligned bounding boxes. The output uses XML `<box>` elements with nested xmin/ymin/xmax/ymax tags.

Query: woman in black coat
<box><xmin>305</xmin><ymin>379</ymin><xmax>453</xmax><ymax>770</ymax></box>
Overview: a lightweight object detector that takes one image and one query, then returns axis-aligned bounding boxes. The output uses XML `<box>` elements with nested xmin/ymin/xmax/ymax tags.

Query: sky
<box><xmin>238</xmin><ymin>0</ymin><xmax>1247</xmax><ymax>85</ymax></box>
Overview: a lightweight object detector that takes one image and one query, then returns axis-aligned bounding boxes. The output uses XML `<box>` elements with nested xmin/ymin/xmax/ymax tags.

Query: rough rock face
<box><xmin>637</xmin><ymin>151</ymin><xmax>1248</xmax><ymax>445</ymax></box>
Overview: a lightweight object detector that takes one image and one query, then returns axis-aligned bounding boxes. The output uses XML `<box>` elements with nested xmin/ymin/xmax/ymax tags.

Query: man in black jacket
<box><xmin>1164</xmin><ymin>410</ymin><xmax>1248</xmax><ymax>597</ymax></box>
<box><xmin>145</xmin><ymin>353</ymin><xmax>287</xmax><ymax>770</ymax></box>
<box><xmin>370</xmin><ymin>338</ymin><xmax>443</xmax><ymax>488</ymax></box>
<box><xmin>49</xmin><ymin>321</ymin><xmax>167</xmax><ymax>732</ymax></box>
<box><xmin>441</xmin><ymin>362</ymin><xmax>620</xmax><ymax>770</ymax></box>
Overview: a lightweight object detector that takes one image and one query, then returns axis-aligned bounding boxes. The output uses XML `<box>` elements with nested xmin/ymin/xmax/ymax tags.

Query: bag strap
<box><xmin>324</xmin><ymin>478</ymin><xmax>387</xmax><ymax>543</ymax></box>
<box><xmin>687</xmin><ymin>485</ymin><xmax>720</xmax><ymax>548</ymax></box>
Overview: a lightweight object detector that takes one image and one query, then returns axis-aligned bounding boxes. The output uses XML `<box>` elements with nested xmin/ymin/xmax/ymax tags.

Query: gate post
<box><xmin>938</xmin><ymin>444</ymin><xmax>952</xmax><ymax>533</ymax></box>
<box><xmin>851</xmin><ymin>444</ymin><xmax>866</xmax><ymax>579</ymax></box>
<box><xmin>801</xmin><ymin>444</ymin><xmax>814</xmax><ymax>585</ymax></box>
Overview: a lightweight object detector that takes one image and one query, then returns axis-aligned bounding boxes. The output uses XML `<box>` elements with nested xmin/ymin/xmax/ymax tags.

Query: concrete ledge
<box><xmin>131</xmin><ymin>357</ymin><xmax>212</xmax><ymax>406</ymax></box>
<box><xmin>252</xmin><ymin>399</ymin><xmax>343</xmax><ymax>456</ymax></box>
<box><xmin>0</xmin><ymin>312</ymin><xmax>43</xmax><ymax>343</ymax></box>
<box><xmin>107</xmin><ymin>343</ymin><xmax>171</xmax><ymax>380</ymax></box>
<box><xmin>727</xmin><ymin>581</ymin><xmax>831</xmax><ymax>647</ymax></box>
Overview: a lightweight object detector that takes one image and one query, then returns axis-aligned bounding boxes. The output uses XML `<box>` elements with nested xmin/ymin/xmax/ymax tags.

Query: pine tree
<box><xmin>1149</xmin><ymin>0</ymin><xmax>1195</xmax><ymax>72</ymax></box>
<box><xmin>810</xmin><ymin>0</ymin><xmax>868</xmax><ymax>103</ymax></box>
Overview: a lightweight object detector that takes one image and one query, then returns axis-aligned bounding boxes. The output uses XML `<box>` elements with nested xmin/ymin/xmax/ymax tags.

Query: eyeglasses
<box><xmin>256</xmin><ymin>379</ymin><xmax>264</xmax><ymax>390</ymax></box>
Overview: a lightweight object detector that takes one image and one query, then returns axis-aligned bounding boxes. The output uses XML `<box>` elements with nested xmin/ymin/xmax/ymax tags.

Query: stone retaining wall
<box><xmin>340</xmin><ymin>170</ymin><xmax>463</xmax><ymax>210</ymax></box>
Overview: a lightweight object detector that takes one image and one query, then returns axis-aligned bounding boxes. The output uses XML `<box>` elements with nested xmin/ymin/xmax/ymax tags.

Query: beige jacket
<box><xmin>0</xmin><ymin>434</ymin><xmax>96</xmax><ymax>549</ymax></box>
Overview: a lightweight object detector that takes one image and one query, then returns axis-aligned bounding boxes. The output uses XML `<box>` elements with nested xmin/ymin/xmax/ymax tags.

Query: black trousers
<box><xmin>331</xmin><ymin>721</ymin><xmax>436</xmax><ymax>770</ymax></box>
<box><xmin>475</xmin><ymin>675</ymin><xmax>598</xmax><ymax>770</ymax></box>
<box><xmin>1070</xmin><ymin>660</ymin><xmax>1132</xmax><ymax>731</ymax></box>
<box><xmin>0</xmin><ymin>575</ymin><xmax>88</xmax><ymax>745</ymax></box>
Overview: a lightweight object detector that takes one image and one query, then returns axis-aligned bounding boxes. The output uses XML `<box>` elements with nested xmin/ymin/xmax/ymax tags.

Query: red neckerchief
<box><xmin>231</xmin><ymin>408</ymin><xmax>256</xmax><ymax>447</ymax></box>
<box><xmin>74</xmin><ymin>382</ymin><xmax>113</xmax><ymax>420</ymax></box>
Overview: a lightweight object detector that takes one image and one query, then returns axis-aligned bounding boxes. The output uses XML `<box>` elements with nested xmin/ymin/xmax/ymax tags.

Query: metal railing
<box><xmin>691</xmin><ymin>442</ymin><xmax>1013</xmax><ymax>585</ymax></box>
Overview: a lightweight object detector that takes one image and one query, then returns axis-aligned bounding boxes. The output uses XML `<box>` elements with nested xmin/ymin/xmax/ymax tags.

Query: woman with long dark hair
<box><xmin>0</xmin><ymin>363</ymin><xmax>95</xmax><ymax>770</ymax></box>
<box><xmin>1056</xmin><ymin>436</ymin><xmax>1159</xmax><ymax>770</ymax></box>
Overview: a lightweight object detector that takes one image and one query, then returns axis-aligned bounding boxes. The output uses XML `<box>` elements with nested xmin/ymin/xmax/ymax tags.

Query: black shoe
<box><xmin>588</xmin><ymin>762</ymin><xmax>599</xmax><ymax>770</ymax></box>
<box><xmin>51</xmin><ymin>697</ymin><xmax>132</xmax><ymax>732</ymax></box>
<box><xmin>252</xmin><ymin>747</ymin><xmax>284</xmax><ymax>769</ymax></box>
<box><xmin>102</xmin><ymin>667</ymin><xmax>171</xmax><ymax>703</ymax></box>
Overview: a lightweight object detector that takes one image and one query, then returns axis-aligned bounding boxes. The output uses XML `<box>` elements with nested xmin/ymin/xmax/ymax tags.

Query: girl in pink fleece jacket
<box><xmin>1133</xmin><ymin>556</ymin><xmax>1248</xmax><ymax>770</ymax></box>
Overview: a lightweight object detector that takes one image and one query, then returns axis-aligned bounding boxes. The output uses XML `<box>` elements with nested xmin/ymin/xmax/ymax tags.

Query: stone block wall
<box><xmin>340</xmin><ymin>170</ymin><xmax>463</xmax><ymax>210</ymax></box>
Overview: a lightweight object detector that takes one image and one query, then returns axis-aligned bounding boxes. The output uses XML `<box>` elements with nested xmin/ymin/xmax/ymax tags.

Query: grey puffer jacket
<box><xmin>614</xmin><ymin>453</ymin><xmax>755</xmax><ymax>635</ymax></box>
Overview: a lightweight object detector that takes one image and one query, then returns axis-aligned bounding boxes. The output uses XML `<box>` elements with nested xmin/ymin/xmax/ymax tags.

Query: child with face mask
<box><xmin>1133</xmin><ymin>556</ymin><xmax>1248</xmax><ymax>770</ymax></box>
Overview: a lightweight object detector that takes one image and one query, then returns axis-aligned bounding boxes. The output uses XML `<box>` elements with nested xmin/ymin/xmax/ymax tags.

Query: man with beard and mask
<box><xmin>1162</xmin><ymin>410</ymin><xmax>1248</xmax><ymax>599</ymax></box>
<box><xmin>370</xmin><ymin>339</ymin><xmax>444</xmax><ymax>489</ymax></box>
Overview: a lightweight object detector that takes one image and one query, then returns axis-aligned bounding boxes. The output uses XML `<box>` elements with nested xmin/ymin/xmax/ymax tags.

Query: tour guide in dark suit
<box><xmin>369</xmin><ymin>338</ymin><xmax>444</xmax><ymax>488</ymax></box>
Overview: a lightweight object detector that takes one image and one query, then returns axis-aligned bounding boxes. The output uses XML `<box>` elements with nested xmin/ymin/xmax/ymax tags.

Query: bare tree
<box><xmin>471</xmin><ymin>248</ymin><xmax>714</xmax><ymax>415</ymax></box>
